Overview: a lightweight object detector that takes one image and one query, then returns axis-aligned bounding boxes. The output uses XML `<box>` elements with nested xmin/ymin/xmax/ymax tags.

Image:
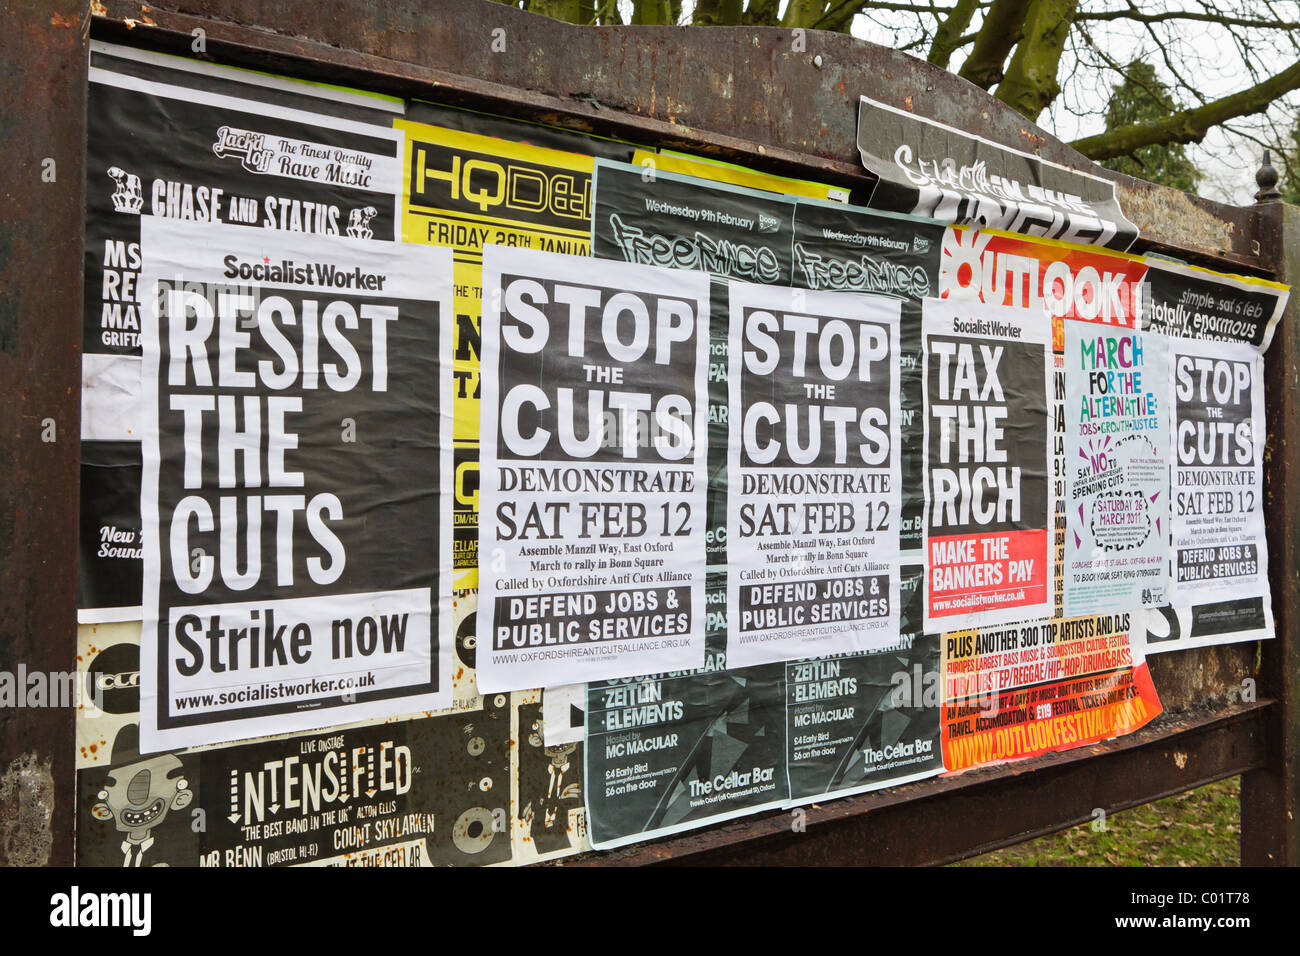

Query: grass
<box><xmin>955</xmin><ymin>776</ymin><xmax>1241</xmax><ymax>867</ymax></box>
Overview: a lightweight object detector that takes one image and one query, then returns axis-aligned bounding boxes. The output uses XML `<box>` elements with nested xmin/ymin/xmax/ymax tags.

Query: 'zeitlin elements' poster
<box><xmin>923</xmin><ymin>299</ymin><xmax>1053</xmax><ymax>631</ymax></box>
<box><xmin>726</xmin><ymin>282</ymin><xmax>902</xmax><ymax>667</ymax></box>
<box><xmin>1063</xmin><ymin>322</ymin><xmax>1170</xmax><ymax>615</ymax></box>
<box><xmin>1168</xmin><ymin>338</ymin><xmax>1267</xmax><ymax>605</ymax></box>
<box><xmin>138</xmin><ymin>219</ymin><xmax>454</xmax><ymax>752</ymax></box>
<box><xmin>477</xmin><ymin>246</ymin><xmax>710</xmax><ymax>691</ymax></box>
<box><xmin>584</xmin><ymin>647</ymin><xmax>787</xmax><ymax>849</ymax></box>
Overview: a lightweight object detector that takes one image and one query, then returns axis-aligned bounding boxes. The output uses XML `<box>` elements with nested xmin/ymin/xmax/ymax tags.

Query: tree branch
<box><xmin>995</xmin><ymin>0</ymin><xmax>1078</xmax><ymax>118</ymax></box>
<box><xmin>1071</xmin><ymin>58</ymin><xmax>1300</xmax><ymax>160</ymax></box>
<box><xmin>1077</xmin><ymin>9</ymin><xmax>1300</xmax><ymax>30</ymax></box>
<box><xmin>742</xmin><ymin>0</ymin><xmax>781</xmax><ymax>26</ymax></box>
<box><xmin>960</xmin><ymin>0</ymin><xmax>1031</xmax><ymax>89</ymax></box>
<box><xmin>929</xmin><ymin>0</ymin><xmax>980</xmax><ymax>69</ymax></box>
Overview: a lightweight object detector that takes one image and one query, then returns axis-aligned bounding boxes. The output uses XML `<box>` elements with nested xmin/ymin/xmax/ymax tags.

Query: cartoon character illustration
<box><xmin>107</xmin><ymin>166</ymin><xmax>143</xmax><ymax>215</ymax></box>
<box><xmin>521</xmin><ymin>713</ymin><xmax>581</xmax><ymax>853</ymax></box>
<box><xmin>90</xmin><ymin>747</ymin><xmax>193</xmax><ymax>866</ymax></box>
<box><xmin>346</xmin><ymin>205</ymin><xmax>377</xmax><ymax>239</ymax></box>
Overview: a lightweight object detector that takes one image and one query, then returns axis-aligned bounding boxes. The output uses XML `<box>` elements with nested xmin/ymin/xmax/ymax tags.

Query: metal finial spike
<box><xmin>1256</xmin><ymin>149</ymin><xmax>1281</xmax><ymax>204</ymax></box>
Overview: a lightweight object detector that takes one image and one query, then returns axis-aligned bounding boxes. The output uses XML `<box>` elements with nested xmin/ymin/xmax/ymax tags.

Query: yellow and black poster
<box><xmin>396</xmin><ymin>119</ymin><xmax>597</xmax><ymax>588</ymax></box>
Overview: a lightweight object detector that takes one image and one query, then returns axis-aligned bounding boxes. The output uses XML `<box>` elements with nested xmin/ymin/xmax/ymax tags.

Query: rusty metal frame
<box><xmin>1</xmin><ymin>0</ymin><xmax>1294</xmax><ymax>866</ymax></box>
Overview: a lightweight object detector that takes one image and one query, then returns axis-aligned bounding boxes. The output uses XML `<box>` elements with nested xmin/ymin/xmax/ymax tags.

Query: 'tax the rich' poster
<box><xmin>1063</xmin><ymin>322</ymin><xmax>1170</xmax><ymax>616</ymax></box>
<box><xmin>726</xmin><ymin>282</ymin><xmax>902</xmax><ymax>667</ymax></box>
<box><xmin>922</xmin><ymin>298</ymin><xmax>1053</xmax><ymax>631</ymax></box>
<box><xmin>477</xmin><ymin>246</ymin><xmax>710</xmax><ymax>691</ymax></box>
<box><xmin>138</xmin><ymin>219</ymin><xmax>454</xmax><ymax>752</ymax></box>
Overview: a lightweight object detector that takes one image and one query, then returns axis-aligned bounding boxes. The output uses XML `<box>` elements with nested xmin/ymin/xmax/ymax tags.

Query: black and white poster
<box><xmin>785</xmin><ymin>639</ymin><xmax>942</xmax><ymax>804</ymax></box>
<box><xmin>591</xmin><ymin>160</ymin><xmax>797</xmax><ymax>575</ymax></box>
<box><xmin>922</xmin><ymin>299</ymin><xmax>1054</xmax><ymax>631</ymax></box>
<box><xmin>79</xmin><ymin>442</ymin><xmax>145</xmax><ymax>619</ymax></box>
<box><xmin>1168</xmin><ymin>338</ymin><xmax>1267</xmax><ymax>606</ymax></box>
<box><xmin>76</xmin><ymin>703</ymin><xmax>513</xmax><ymax>868</ymax></box>
<box><xmin>1144</xmin><ymin>259</ymin><xmax>1288</xmax><ymax>353</ymax></box>
<box><xmin>81</xmin><ymin>48</ymin><xmax>402</xmax><ymax>623</ymax></box>
<box><xmin>727</xmin><ymin>282</ymin><xmax>902</xmax><ymax>666</ymax></box>
<box><xmin>856</xmin><ymin>94</ymin><xmax>1138</xmax><ymax>251</ymax></box>
<box><xmin>477</xmin><ymin>246</ymin><xmax>710</xmax><ymax>691</ymax></box>
<box><xmin>784</xmin><ymin>563</ymin><xmax>942</xmax><ymax>804</ymax></box>
<box><xmin>584</xmin><ymin>648</ymin><xmax>788</xmax><ymax>849</ymax></box>
<box><xmin>138</xmin><ymin>219</ymin><xmax>453</xmax><ymax>752</ymax></box>
<box><xmin>790</xmin><ymin>200</ymin><xmax>945</xmax><ymax>556</ymax></box>
<box><xmin>511</xmin><ymin>692</ymin><xmax>588</xmax><ymax>863</ymax></box>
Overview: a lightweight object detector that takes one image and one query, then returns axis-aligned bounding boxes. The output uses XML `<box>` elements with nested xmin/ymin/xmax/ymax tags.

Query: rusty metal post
<box><xmin>1242</xmin><ymin>197</ymin><xmax>1299</xmax><ymax>865</ymax></box>
<box><xmin>0</xmin><ymin>1</ymin><xmax>88</xmax><ymax>866</ymax></box>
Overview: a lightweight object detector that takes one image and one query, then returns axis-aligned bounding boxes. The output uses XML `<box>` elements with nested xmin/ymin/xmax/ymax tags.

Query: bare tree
<box><xmin>498</xmin><ymin>0</ymin><xmax>1300</xmax><ymax>183</ymax></box>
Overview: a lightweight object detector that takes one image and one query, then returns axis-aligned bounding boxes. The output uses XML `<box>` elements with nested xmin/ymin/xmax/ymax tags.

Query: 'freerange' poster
<box><xmin>138</xmin><ymin>219</ymin><xmax>455</xmax><ymax>752</ymax></box>
<box><xmin>726</xmin><ymin>282</ymin><xmax>902</xmax><ymax>667</ymax></box>
<box><xmin>1062</xmin><ymin>323</ymin><xmax>1170</xmax><ymax>615</ymax></box>
<box><xmin>922</xmin><ymin>299</ymin><xmax>1053</xmax><ymax>631</ymax></box>
<box><xmin>477</xmin><ymin>246</ymin><xmax>710</xmax><ymax>691</ymax></box>
<box><xmin>1168</xmin><ymin>338</ymin><xmax>1268</xmax><ymax>606</ymax></box>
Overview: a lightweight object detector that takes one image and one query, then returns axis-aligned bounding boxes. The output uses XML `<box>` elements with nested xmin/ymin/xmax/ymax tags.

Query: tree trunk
<box><xmin>959</xmin><ymin>0</ymin><xmax>1031</xmax><ymax>89</ymax></box>
<box><xmin>693</xmin><ymin>0</ymin><xmax>742</xmax><ymax>27</ymax></box>
<box><xmin>781</xmin><ymin>0</ymin><xmax>827</xmax><ymax>29</ymax></box>
<box><xmin>629</xmin><ymin>0</ymin><xmax>673</xmax><ymax>25</ymax></box>
<box><xmin>994</xmin><ymin>0</ymin><xmax>1077</xmax><ymax>120</ymax></box>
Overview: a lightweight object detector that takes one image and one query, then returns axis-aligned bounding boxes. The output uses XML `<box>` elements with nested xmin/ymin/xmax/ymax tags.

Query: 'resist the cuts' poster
<box><xmin>81</xmin><ymin>47</ymin><xmax>402</xmax><ymax>623</ymax></box>
<box><xmin>477</xmin><ymin>246</ymin><xmax>710</xmax><ymax>691</ymax></box>
<box><xmin>1062</xmin><ymin>322</ymin><xmax>1170</xmax><ymax>616</ymax></box>
<box><xmin>726</xmin><ymin>282</ymin><xmax>902</xmax><ymax>667</ymax></box>
<box><xmin>1168</xmin><ymin>338</ymin><xmax>1268</xmax><ymax>606</ymax></box>
<box><xmin>922</xmin><ymin>299</ymin><xmax>1053</xmax><ymax>631</ymax></box>
<box><xmin>137</xmin><ymin>219</ymin><xmax>454</xmax><ymax>752</ymax></box>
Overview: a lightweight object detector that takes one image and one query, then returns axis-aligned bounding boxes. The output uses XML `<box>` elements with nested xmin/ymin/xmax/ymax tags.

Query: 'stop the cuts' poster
<box><xmin>138</xmin><ymin>219</ymin><xmax>455</xmax><ymax>753</ymax></box>
<box><xmin>726</xmin><ymin>282</ymin><xmax>903</xmax><ymax>667</ymax></box>
<box><xmin>1168</xmin><ymin>337</ymin><xmax>1268</xmax><ymax>606</ymax></box>
<box><xmin>922</xmin><ymin>298</ymin><xmax>1054</xmax><ymax>632</ymax></box>
<box><xmin>477</xmin><ymin>246</ymin><xmax>711</xmax><ymax>691</ymax></box>
<box><xmin>1062</xmin><ymin>322</ymin><xmax>1170</xmax><ymax>616</ymax></box>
